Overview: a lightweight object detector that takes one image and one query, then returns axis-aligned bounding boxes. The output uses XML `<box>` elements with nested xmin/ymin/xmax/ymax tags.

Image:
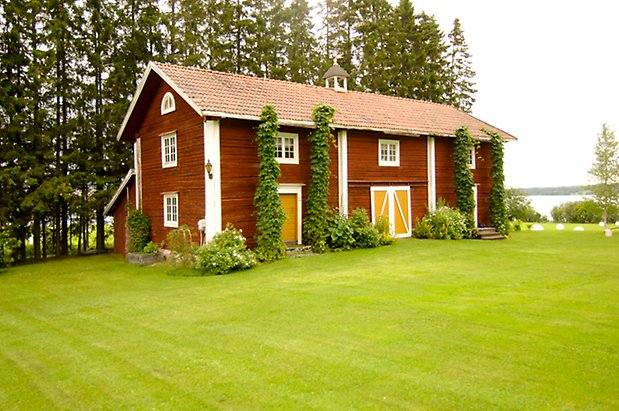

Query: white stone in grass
<box><xmin>574</xmin><ymin>226</ymin><xmax>585</xmax><ymax>231</ymax></box>
<box><xmin>615</xmin><ymin>221</ymin><xmax>619</xmax><ymax>226</ymax></box>
<box><xmin>556</xmin><ymin>224</ymin><xmax>565</xmax><ymax>230</ymax></box>
<box><xmin>531</xmin><ymin>224</ymin><xmax>544</xmax><ymax>231</ymax></box>
<box><xmin>599</xmin><ymin>221</ymin><xmax>605</xmax><ymax>227</ymax></box>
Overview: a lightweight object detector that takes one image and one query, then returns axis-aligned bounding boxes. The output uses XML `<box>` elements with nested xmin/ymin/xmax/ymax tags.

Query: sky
<box><xmin>407</xmin><ymin>0</ymin><xmax>619</xmax><ymax>188</ymax></box>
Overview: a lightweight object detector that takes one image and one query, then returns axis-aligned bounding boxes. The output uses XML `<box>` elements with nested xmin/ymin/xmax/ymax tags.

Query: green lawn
<box><xmin>1</xmin><ymin>227</ymin><xmax>618</xmax><ymax>410</ymax></box>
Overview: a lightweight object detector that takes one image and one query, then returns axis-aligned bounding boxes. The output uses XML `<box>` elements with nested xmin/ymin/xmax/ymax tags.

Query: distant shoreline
<box><xmin>516</xmin><ymin>185</ymin><xmax>592</xmax><ymax>196</ymax></box>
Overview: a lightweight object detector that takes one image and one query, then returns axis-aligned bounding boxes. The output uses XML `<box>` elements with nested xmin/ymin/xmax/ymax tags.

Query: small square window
<box><xmin>378</xmin><ymin>139</ymin><xmax>400</xmax><ymax>167</ymax></box>
<box><xmin>163</xmin><ymin>193</ymin><xmax>179</xmax><ymax>228</ymax></box>
<box><xmin>275</xmin><ymin>132</ymin><xmax>299</xmax><ymax>164</ymax></box>
<box><xmin>161</xmin><ymin>132</ymin><xmax>177</xmax><ymax>168</ymax></box>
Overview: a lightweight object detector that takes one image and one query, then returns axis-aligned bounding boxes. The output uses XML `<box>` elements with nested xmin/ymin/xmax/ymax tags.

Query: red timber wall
<box><xmin>434</xmin><ymin>138</ymin><xmax>493</xmax><ymax>226</ymax></box>
<box><xmin>346</xmin><ymin>130</ymin><xmax>428</xmax><ymax>223</ymax></box>
<box><xmin>219</xmin><ymin>119</ymin><xmax>338</xmax><ymax>246</ymax></box>
<box><xmin>112</xmin><ymin>179</ymin><xmax>136</xmax><ymax>255</ymax></box>
<box><xmin>137</xmin><ymin>80</ymin><xmax>205</xmax><ymax>245</ymax></box>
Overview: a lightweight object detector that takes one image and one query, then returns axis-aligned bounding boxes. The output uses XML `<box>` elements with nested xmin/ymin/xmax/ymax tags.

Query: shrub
<box><xmin>197</xmin><ymin>224</ymin><xmax>256</xmax><ymax>275</ymax></box>
<box><xmin>0</xmin><ymin>230</ymin><xmax>17</xmax><ymax>268</ymax></box>
<box><xmin>551</xmin><ymin>199</ymin><xmax>617</xmax><ymax>223</ymax></box>
<box><xmin>126</xmin><ymin>206</ymin><xmax>151</xmax><ymax>253</ymax></box>
<box><xmin>413</xmin><ymin>205</ymin><xmax>467</xmax><ymax>240</ymax></box>
<box><xmin>374</xmin><ymin>214</ymin><xmax>396</xmax><ymax>245</ymax></box>
<box><xmin>326</xmin><ymin>208</ymin><xmax>382</xmax><ymax>251</ymax></box>
<box><xmin>326</xmin><ymin>210</ymin><xmax>355</xmax><ymax>251</ymax></box>
<box><xmin>166</xmin><ymin>225</ymin><xmax>197</xmax><ymax>268</ymax></box>
<box><xmin>142</xmin><ymin>241</ymin><xmax>159</xmax><ymax>254</ymax></box>
<box><xmin>349</xmin><ymin>208</ymin><xmax>381</xmax><ymax>249</ymax></box>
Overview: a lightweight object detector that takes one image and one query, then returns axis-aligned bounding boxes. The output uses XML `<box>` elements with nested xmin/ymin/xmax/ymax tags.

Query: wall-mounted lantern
<box><xmin>205</xmin><ymin>159</ymin><xmax>213</xmax><ymax>180</ymax></box>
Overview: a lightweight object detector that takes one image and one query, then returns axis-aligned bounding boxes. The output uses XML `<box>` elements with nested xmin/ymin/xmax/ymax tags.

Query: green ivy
<box><xmin>454</xmin><ymin>126</ymin><xmax>476</xmax><ymax>236</ymax></box>
<box><xmin>484</xmin><ymin>129</ymin><xmax>509</xmax><ymax>235</ymax></box>
<box><xmin>126</xmin><ymin>205</ymin><xmax>152</xmax><ymax>253</ymax></box>
<box><xmin>253</xmin><ymin>104</ymin><xmax>286</xmax><ymax>262</ymax></box>
<box><xmin>303</xmin><ymin>103</ymin><xmax>336</xmax><ymax>253</ymax></box>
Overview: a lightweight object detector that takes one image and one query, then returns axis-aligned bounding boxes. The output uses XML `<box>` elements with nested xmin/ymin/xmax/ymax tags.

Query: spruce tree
<box><xmin>446</xmin><ymin>18</ymin><xmax>476</xmax><ymax>112</ymax></box>
<box><xmin>355</xmin><ymin>0</ymin><xmax>394</xmax><ymax>94</ymax></box>
<box><xmin>285</xmin><ymin>0</ymin><xmax>320</xmax><ymax>84</ymax></box>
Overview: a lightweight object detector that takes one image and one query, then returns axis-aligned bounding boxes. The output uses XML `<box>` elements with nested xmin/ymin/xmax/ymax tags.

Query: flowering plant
<box><xmin>196</xmin><ymin>224</ymin><xmax>256</xmax><ymax>274</ymax></box>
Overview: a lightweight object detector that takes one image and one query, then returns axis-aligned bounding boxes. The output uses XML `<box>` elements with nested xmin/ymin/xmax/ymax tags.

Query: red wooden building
<box><xmin>106</xmin><ymin>61</ymin><xmax>516</xmax><ymax>253</ymax></box>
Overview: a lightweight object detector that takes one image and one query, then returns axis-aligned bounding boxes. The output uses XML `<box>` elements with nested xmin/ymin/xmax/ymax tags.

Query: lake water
<box><xmin>527</xmin><ymin>195</ymin><xmax>588</xmax><ymax>219</ymax></box>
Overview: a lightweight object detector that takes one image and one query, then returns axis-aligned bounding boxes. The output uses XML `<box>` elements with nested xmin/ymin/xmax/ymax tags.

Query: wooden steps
<box><xmin>477</xmin><ymin>227</ymin><xmax>506</xmax><ymax>240</ymax></box>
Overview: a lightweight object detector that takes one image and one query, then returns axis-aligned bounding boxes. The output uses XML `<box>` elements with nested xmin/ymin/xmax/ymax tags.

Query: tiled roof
<box><xmin>144</xmin><ymin>62</ymin><xmax>516</xmax><ymax>141</ymax></box>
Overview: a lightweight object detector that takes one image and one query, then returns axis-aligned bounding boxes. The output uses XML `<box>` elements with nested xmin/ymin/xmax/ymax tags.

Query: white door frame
<box><xmin>278</xmin><ymin>184</ymin><xmax>303</xmax><ymax>245</ymax></box>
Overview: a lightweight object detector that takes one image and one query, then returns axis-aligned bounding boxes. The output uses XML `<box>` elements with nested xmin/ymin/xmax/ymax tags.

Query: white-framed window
<box><xmin>163</xmin><ymin>192</ymin><xmax>179</xmax><ymax>228</ymax></box>
<box><xmin>468</xmin><ymin>146</ymin><xmax>476</xmax><ymax>169</ymax></box>
<box><xmin>161</xmin><ymin>92</ymin><xmax>176</xmax><ymax>115</ymax></box>
<box><xmin>378</xmin><ymin>139</ymin><xmax>400</xmax><ymax>167</ymax></box>
<box><xmin>275</xmin><ymin>132</ymin><xmax>299</xmax><ymax>164</ymax></box>
<box><xmin>161</xmin><ymin>132</ymin><xmax>177</xmax><ymax>168</ymax></box>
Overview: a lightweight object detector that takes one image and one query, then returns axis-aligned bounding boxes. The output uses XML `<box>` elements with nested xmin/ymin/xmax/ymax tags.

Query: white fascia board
<box><xmin>116</xmin><ymin>62</ymin><xmax>203</xmax><ymax>141</ymax></box>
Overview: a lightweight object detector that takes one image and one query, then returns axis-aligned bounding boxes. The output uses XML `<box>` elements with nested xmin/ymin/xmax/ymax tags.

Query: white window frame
<box><xmin>468</xmin><ymin>145</ymin><xmax>476</xmax><ymax>169</ymax></box>
<box><xmin>161</xmin><ymin>131</ymin><xmax>177</xmax><ymax>168</ymax></box>
<box><xmin>378</xmin><ymin>139</ymin><xmax>400</xmax><ymax>167</ymax></box>
<box><xmin>163</xmin><ymin>192</ymin><xmax>179</xmax><ymax>228</ymax></box>
<box><xmin>161</xmin><ymin>92</ymin><xmax>176</xmax><ymax>115</ymax></box>
<box><xmin>275</xmin><ymin>132</ymin><xmax>299</xmax><ymax>165</ymax></box>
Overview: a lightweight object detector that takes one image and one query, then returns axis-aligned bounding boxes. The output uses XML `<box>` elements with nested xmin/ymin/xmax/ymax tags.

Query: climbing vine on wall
<box><xmin>253</xmin><ymin>104</ymin><xmax>286</xmax><ymax>262</ymax></box>
<box><xmin>303</xmin><ymin>103</ymin><xmax>336</xmax><ymax>253</ymax></box>
<box><xmin>454</xmin><ymin>126</ymin><xmax>476</xmax><ymax>236</ymax></box>
<box><xmin>484</xmin><ymin>128</ymin><xmax>509</xmax><ymax>235</ymax></box>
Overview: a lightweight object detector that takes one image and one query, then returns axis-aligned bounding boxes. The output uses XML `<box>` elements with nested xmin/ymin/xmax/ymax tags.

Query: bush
<box><xmin>551</xmin><ymin>199</ymin><xmax>617</xmax><ymax>223</ymax></box>
<box><xmin>349</xmin><ymin>208</ymin><xmax>381</xmax><ymax>248</ymax></box>
<box><xmin>505</xmin><ymin>188</ymin><xmax>547</xmax><ymax>222</ymax></box>
<box><xmin>126</xmin><ymin>207</ymin><xmax>152</xmax><ymax>253</ymax></box>
<box><xmin>413</xmin><ymin>205</ymin><xmax>467</xmax><ymax>240</ymax></box>
<box><xmin>326</xmin><ymin>208</ymin><xmax>382</xmax><ymax>251</ymax></box>
<box><xmin>166</xmin><ymin>225</ymin><xmax>197</xmax><ymax>268</ymax></box>
<box><xmin>197</xmin><ymin>224</ymin><xmax>256</xmax><ymax>275</ymax></box>
<box><xmin>326</xmin><ymin>210</ymin><xmax>355</xmax><ymax>250</ymax></box>
<box><xmin>374</xmin><ymin>214</ymin><xmax>396</xmax><ymax>245</ymax></box>
<box><xmin>142</xmin><ymin>241</ymin><xmax>159</xmax><ymax>254</ymax></box>
<box><xmin>0</xmin><ymin>230</ymin><xmax>17</xmax><ymax>268</ymax></box>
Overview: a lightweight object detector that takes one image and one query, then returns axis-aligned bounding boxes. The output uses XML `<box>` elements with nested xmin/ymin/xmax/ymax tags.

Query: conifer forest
<box><xmin>0</xmin><ymin>0</ymin><xmax>476</xmax><ymax>263</ymax></box>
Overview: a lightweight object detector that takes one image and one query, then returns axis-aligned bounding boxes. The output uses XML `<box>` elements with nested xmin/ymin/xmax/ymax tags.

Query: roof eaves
<box><xmin>104</xmin><ymin>169</ymin><xmax>135</xmax><ymax>216</ymax></box>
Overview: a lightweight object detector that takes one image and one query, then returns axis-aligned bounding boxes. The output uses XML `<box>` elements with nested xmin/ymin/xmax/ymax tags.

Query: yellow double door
<box><xmin>371</xmin><ymin>186</ymin><xmax>412</xmax><ymax>237</ymax></box>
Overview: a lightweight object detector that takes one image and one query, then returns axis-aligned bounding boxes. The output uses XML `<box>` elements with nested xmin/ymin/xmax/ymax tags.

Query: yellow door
<box><xmin>371</xmin><ymin>187</ymin><xmax>411</xmax><ymax>237</ymax></box>
<box><xmin>280</xmin><ymin>193</ymin><xmax>297</xmax><ymax>243</ymax></box>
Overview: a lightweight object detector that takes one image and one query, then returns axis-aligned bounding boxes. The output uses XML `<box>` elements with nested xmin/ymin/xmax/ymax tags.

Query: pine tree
<box><xmin>446</xmin><ymin>18</ymin><xmax>476</xmax><ymax>112</ymax></box>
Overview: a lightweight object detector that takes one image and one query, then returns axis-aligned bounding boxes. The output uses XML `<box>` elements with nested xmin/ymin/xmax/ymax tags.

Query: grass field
<box><xmin>1</xmin><ymin>226</ymin><xmax>618</xmax><ymax>410</ymax></box>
